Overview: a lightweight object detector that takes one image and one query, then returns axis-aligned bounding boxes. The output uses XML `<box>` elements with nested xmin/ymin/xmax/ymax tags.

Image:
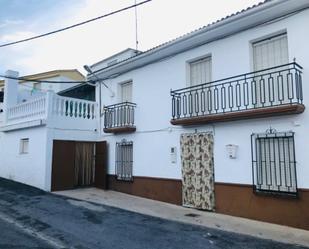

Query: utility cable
<box><xmin>0</xmin><ymin>0</ymin><xmax>152</xmax><ymax>48</ymax></box>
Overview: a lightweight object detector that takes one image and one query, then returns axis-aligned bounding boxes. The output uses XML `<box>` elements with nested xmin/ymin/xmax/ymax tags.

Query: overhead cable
<box><xmin>0</xmin><ymin>0</ymin><xmax>152</xmax><ymax>48</ymax></box>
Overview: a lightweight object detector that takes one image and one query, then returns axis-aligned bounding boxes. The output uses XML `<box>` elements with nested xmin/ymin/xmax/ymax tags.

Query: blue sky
<box><xmin>0</xmin><ymin>0</ymin><xmax>76</xmax><ymax>30</ymax></box>
<box><xmin>0</xmin><ymin>0</ymin><xmax>261</xmax><ymax>76</ymax></box>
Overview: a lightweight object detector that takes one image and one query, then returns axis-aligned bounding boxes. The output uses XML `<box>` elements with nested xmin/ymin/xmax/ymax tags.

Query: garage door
<box><xmin>51</xmin><ymin>140</ymin><xmax>107</xmax><ymax>191</ymax></box>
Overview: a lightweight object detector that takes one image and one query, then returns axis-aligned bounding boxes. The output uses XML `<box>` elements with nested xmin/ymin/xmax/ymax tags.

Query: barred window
<box><xmin>115</xmin><ymin>140</ymin><xmax>133</xmax><ymax>181</ymax></box>
<box><xmin>251</xmin><ymin>129</ymin><xmax>297</xmax><ymax>196</ymax></box>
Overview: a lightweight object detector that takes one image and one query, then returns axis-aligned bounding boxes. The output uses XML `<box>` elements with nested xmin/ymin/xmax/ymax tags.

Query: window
<box><xmin>20</xmin><ymin>138</ymin><xmax>29</xmax><ymax>154</ymax></box>
<box><xmin>252</xmin><ymin>33</ymin><xmax>288</xmax><ymax>71</ymax></box>
<box><xmin>115</xmin><ymin>140</ymin><xmax>133</xmax><ymax>181</ymax></box>
<box><xmin>189</xmin><ymin>56</ymin><xmax>212</xmax><ymax>86</ymax></box>
<box><xmin>251</xmin><ymin>129</ymin><xmax>297</xmax><ymax>196</ymax></box>
<box><xmin>121</xmin><ymin>81</ymin><xmax>132</xmax><ymax>102</ymax></box>
<box><xmin>252</xmin><ymin>33</ymin><xmax>289</xmax><ymax>106</ymax></box>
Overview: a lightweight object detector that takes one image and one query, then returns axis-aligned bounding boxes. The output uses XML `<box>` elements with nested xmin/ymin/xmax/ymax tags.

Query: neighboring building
<box><xmin>0</xmin><ymin>0</ymin><xmax>309</xmax><ymax>231</ymax></box>
<box><xmin>0</xmin><ymin>69</ymin><xmax>86</xmax><ymax>102</ymax></box>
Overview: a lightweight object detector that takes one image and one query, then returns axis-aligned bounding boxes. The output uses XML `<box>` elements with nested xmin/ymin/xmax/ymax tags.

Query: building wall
<box><xmin>0</xmin><ymin>126</ymin><xmax>49</xmax><ymax>190</ymax></box>
<box><xmin>96</xmin><ymin>9</ymin><xmax>309</xmax><ymax>229</ymax></box>
<box><xmin>99</xmin><ymin>9</ymin><xmax>309</xmax><ymax>186</ymax></box>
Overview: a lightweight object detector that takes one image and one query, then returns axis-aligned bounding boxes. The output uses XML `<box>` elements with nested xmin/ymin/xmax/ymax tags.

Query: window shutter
<box><xmin>190</xmin><ymin>57</ymin><xmax>212</xmax><ymax>86</ymax></box>
<box><xmin>253</xmin><ymin>34</ymin><xmax>288</xmax><ymax>71</ymax></box>
<box><xmin>121</xmin><ymin>82</ymin><xmax>132</xmax><ymax>102</ymax></box>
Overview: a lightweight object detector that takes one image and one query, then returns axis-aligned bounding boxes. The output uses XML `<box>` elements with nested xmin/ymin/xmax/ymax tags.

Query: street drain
<box><xmin>185</xmin><ymin>213</ymin><xmax>200</xmax><ymax>218</ymax></box>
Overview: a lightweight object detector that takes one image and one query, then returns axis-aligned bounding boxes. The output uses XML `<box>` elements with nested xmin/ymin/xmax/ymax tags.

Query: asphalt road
<box><xmin>0</xmin><ymin>178</ymin><xmax>307</xmax><ymax>249</ymax></box>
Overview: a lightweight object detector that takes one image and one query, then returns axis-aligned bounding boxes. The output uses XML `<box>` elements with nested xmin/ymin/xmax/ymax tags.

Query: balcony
<box><xmin>0</xmin><ymin>92</ymin><xmax>97</xmax><ymax>132</ymax></box>
<box><xmin>171</xmin><ymin>63</ymin><xmax>304</xmax><ymax>126</ymax></box>
<box><xmin>103</xmin><ymin>102</ymin><xmax>136</xmax><ymax>133</ymax></box>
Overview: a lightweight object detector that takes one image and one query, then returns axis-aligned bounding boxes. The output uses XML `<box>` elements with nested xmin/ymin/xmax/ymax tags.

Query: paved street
<box><xmin>0</xmin><ymin>216</ymin><xmax>52</xmax><ymax>249</ymax></box>
<box><xmin>0</xmin><ymin>178</ymin><xmax>307</xmax><ymax>249</ymax></box>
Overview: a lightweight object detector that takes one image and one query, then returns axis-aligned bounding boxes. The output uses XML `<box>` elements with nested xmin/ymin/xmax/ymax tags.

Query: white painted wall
<box><xmin>0</xmin><ymin>82</ymin><xmax>98</xmax><ymax>191</ymax></box>
<box><xmin>0</xmin><ymin>126</ymin><xmax>49</xmax><ymax>190</ymax></box>
<box><xmin>97</xmin><ymin>9</ymin><xmax>309</xmax><ymax>188</ymax></box>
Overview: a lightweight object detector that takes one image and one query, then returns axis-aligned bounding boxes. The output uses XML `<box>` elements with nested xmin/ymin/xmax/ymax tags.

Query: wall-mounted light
<box><xmin>226</xmin><ymin>144</ymin><xmax>238</xmax><ymax>159</ymax></box>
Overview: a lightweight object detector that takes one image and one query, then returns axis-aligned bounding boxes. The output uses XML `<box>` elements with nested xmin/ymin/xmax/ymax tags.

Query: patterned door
<box><xmin>180</xmin><ymin>132</ymin><xmax>215</xmax><ymax>211</ymax></box>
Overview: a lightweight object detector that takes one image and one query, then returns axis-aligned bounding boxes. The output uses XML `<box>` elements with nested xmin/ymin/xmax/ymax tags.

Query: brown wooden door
<box><xmin>51</xmin><ymin>140</ymin><xmax>76</xmax><ymax>191</ymax></box>
<box><xmin>94</xmin><ymin>141</ymin><xmax>108</xmax><ymax>189</ymax></box>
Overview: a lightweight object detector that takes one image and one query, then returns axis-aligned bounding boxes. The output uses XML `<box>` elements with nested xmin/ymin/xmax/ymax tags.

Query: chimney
<box><xmin>3</xmin><ymin>70</ymin><xmax>19</xmax><ymax>123</ymax></box>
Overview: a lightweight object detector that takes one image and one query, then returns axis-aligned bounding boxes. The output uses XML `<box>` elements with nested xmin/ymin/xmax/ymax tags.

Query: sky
<box><xmin>0</xmin><ymin>0</ymin><xmax>262</xmax><ymax>76</ymax></box>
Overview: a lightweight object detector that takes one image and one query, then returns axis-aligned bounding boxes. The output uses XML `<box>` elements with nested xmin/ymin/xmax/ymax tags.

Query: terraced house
<box><xmin>0</xmin><ymin>0</ymin><xmax>308</xmax><ymax>230</ymax></box>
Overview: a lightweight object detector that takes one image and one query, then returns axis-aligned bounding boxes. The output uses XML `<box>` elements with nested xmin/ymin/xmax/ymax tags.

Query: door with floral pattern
<box><xmin>180</xmin><ymin>132</ymin><xmax>215</xmax><ymax>211</ymax></box>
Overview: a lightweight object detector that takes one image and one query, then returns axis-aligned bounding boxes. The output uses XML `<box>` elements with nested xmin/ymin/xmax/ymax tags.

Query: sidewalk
<box><xmin>54</xmin><ymin>188</ymin><xmax>309</xmax><ymax>247</ymax></box>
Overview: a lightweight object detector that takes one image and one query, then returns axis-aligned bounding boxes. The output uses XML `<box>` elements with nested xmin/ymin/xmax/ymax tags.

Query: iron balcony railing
<box><xmin>103</xmin><ymin>102</ymin><xmax>136</xmax><ymax>129</ymax></box>
<box><xmin>171</xmin><ymin>62</ymin><xmax>303</xmax><ymax>120</ymax></box>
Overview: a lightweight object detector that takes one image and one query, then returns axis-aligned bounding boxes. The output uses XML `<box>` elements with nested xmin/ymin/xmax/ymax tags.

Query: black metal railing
<box><xmin>251</xmin><ymin>129</ymin><xmax>298</xmax><ymax>196</ymax></box>
<box><xmin>103</xmin><ymin>102</ymin><xmax>136</xmax><ymax>129</ymax></box>
<box><xmin>171</xmin><ymin>62</ymin><xmax>303</xmax><ymax>120</ymax></box>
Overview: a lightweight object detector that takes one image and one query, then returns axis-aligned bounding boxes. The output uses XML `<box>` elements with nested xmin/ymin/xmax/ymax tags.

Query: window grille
<box><xmin>115</xmin><ymin>140</ymin><xmax>133</xmax><ymax>181</ymax></box>
<box><xmin>251</xmin><ymin>129</ymin><xmax>297</xmax><ymax>196</ymax></box>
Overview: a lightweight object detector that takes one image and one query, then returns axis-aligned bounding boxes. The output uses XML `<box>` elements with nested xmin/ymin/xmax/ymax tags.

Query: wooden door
<box><xmin>94</xmin><ymin>141</ymin><xmax>108</xmax><ymax>189</ymax></box>
<box><xmin>51</xmin><ymin>140</ymin><xmax>108</xmax><ymax>191</ymax></box>
<box><xmin>180</xmin><ymin>132</ymin><xmax>215</xmax><ymax>211</ymax></box>
<box><xmin>51</xmin><ymin>140</ymin><xmax>76</xmax><ymax>191</ymax></box>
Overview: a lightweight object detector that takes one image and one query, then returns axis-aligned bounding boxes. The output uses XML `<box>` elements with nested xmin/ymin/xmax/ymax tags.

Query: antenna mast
<box><xmin>134</xmin><ymin>0</ymin><xmax>139</xmax><ymax>51</ymax></box>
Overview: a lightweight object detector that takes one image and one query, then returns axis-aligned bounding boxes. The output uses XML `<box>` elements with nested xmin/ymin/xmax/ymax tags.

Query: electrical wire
<box><xmin>0</xmin><ymin>0</ymin><xmax>152</xmax><ymax>48</ymax></box>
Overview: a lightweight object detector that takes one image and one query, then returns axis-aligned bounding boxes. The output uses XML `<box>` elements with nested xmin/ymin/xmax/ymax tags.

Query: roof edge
<box><xmin>91</xmin><ymin>0</ymin><xmax>309</xmax><ymax>79</ymax></box>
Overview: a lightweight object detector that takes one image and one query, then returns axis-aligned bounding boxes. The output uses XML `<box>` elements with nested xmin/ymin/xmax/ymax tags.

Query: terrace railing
<box><xmin>7</xmin><ymin>96</ymin><xmax>46</xmax><ymax>122</ymax></box>
<box><xmin>171</xmin><ymin>62</ymin><xmax>303</xmax><ymax>123</ymax></box>
<box><xmin>52</xmin><ymin>95</ymin><xmax>96</xmax><ymax>120</ymax></box>
<box><xmin>2</xmin><ymin>92</ymin><xmax>97</xmax><ymax>131</ymax></box>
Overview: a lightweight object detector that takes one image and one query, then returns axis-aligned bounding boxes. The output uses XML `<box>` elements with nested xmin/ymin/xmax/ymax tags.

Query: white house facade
<box><xmin>90</xmin><ymin>0</ymin><xmax>309</xmax><ymax>230</ymax></box>
<box><xmin>0</xmin><ymin>0</ymin><xmax>308</xmax><ymax>230</ymax></box>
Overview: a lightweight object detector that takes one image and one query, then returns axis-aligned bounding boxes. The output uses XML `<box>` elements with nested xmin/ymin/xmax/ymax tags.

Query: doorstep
<box><xmin>54</xmin><ymin>188</ymin><xmax>309</xmax><ymax>247</ymax></box>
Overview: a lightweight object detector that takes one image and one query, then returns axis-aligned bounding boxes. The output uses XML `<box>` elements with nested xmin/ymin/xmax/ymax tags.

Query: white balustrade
<box><xmin>2</xmin><ymin>93</ymin><xmax>97</xmax><ymax>131</ymax></box>
<box><xmin>6</xmin><ymin>95</ymin><xmax>46</xmax><ymax>122</ymax></box>
<box><xmin>52</xmin><ymin>95</ymin><xmax>96</xmax><ymax>120</ymax></box>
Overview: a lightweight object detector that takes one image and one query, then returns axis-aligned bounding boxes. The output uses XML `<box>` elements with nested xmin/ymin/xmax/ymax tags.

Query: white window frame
<box><xmin>19</xmin><ymin>138</ymin><xmax>29</xmax><ymax>154</ymax></box>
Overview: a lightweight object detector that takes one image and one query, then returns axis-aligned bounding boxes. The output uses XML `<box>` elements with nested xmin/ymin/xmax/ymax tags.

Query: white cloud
<box><xmin>0</xmin><ymin>19</ymin><xmax>23</xmax><ymax>29</ymax></box>
<box><xmin>0</xmin><ymin>31</ymin><xmax>36</xmax><ymax>43</ymax></box>
<box><xmin>0</xmin><ymin>0</ymin><xmax>262</xmax><ymax>76</ymax></box>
